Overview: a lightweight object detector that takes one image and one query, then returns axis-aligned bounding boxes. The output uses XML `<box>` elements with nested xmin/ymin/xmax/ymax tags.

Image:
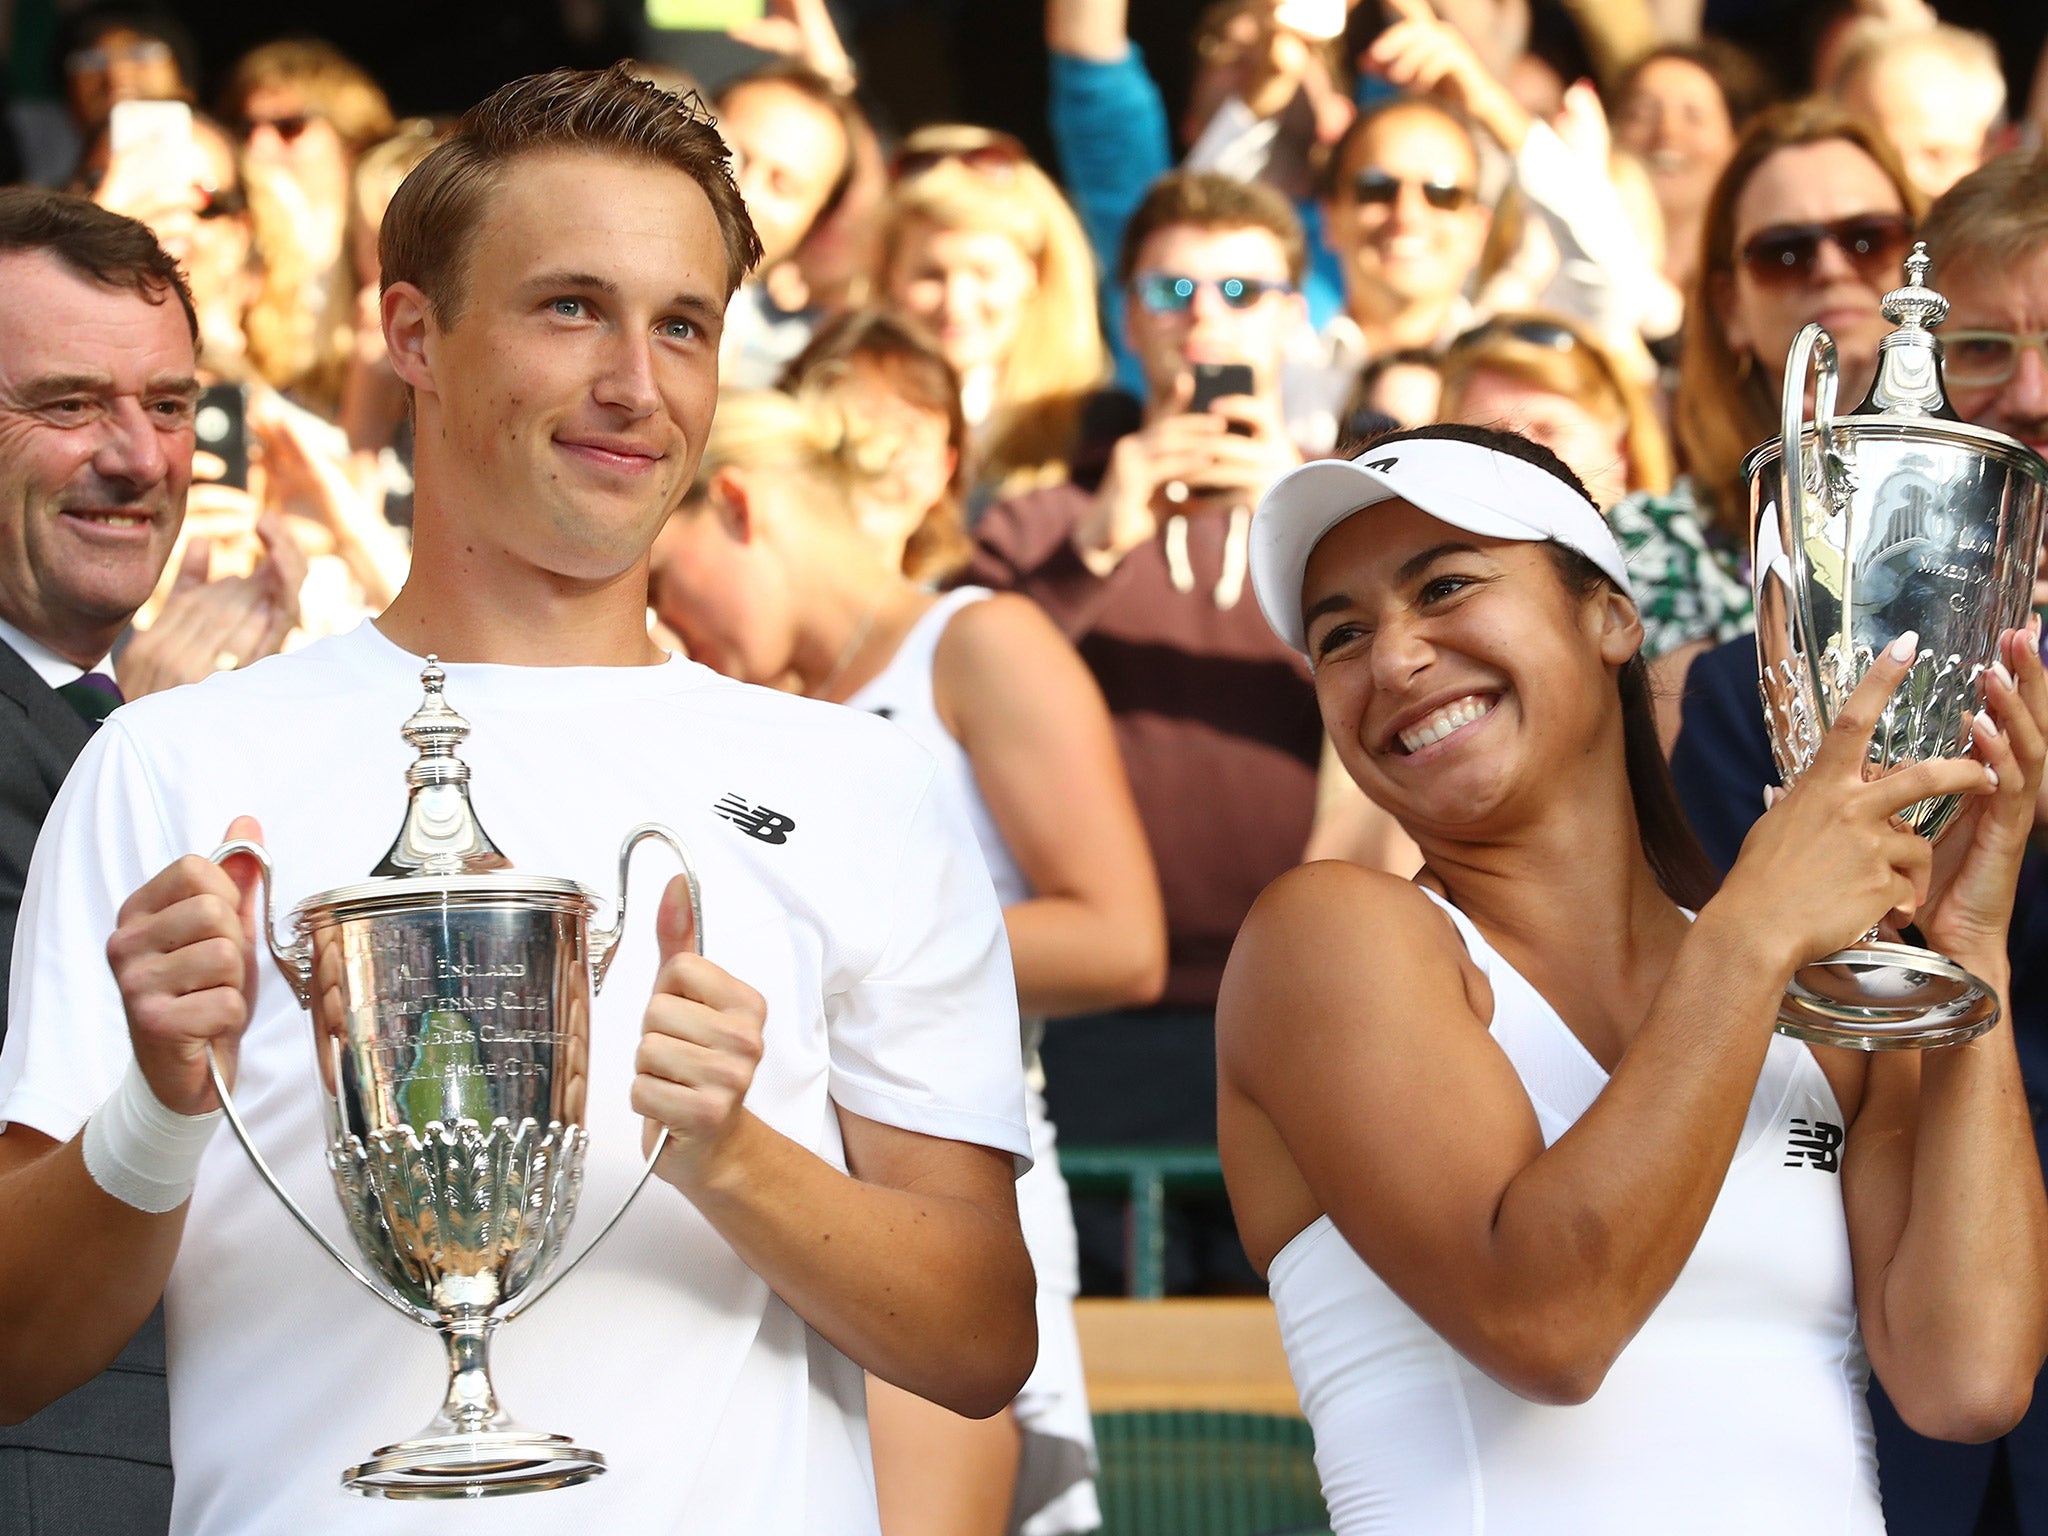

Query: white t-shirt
<box><xmin>0</xmin><ymin>620</ymin><xmax>1031</xmax><ymax>1536</ymax></box>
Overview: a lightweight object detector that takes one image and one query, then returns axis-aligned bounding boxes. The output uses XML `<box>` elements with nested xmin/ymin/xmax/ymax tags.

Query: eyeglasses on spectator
<box><xmin>1347</xmin><ymin>169</ymin><xmax>1478</xmax><ymax>213</ymax></box>
<box><xmin>1130</xmin><ymin>272</ymin><xmax>1295</xmax><ymax>314</ymax></box>
<box><xmin>1737</xmin><ymin>214</ymin><xmax>1913</xmax><ymax>289</ymax></box>
<box><xmin>1943</xmin><ymin>331</ymin><xmax>2048</xmax><ymax>389</ymax></box>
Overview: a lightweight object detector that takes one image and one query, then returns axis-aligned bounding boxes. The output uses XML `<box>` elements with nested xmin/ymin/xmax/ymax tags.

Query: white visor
<box><xmin>1249</xmin><ymin>436</ymin><xmax>1635</xmax><ymax>654</ymax></box>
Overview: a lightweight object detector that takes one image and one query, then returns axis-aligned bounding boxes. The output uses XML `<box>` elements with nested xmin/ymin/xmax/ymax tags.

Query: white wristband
<box><xmin>82</xmin><ymin>1058</ymin><xmax>223</xmax><ymax>1214</ymax></box>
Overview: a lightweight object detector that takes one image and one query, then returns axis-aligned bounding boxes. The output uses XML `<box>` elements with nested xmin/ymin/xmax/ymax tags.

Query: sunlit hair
<box><xmin>1676</xmin><ymin>99</ymin><xmax>1920</xmax><ymax>542</ymax></box>
<box><xmin>221</xmin><ymin>38</ymin><xmax>395</xmax><ymax>152</ymax></box>
<box><xmin>781</xmin><ymin>308</ymin><xmax>972</xmax><ymax>584</ymax></box>
<box><xmin>685</xmin><ymin>389</ymin><xmax>893</xmax><ymax>520</ymax></box>
<box><xmin>1438</xmin><ymin>313</ymin><xmax>1673</xmax><ymax>499</ymax></box>
<box><xmin>351</xmin><ymin>118</ymin><xmax>446</xmax><ymax>238</ymax></box>
<box><xmin>1117</xmin><ymin>169</ymin><xmax>1307</xmax><ymax>287</ymax></box>
<box><xmin>381</xmin><ymin>66</ymin><xmax>761</xmax><ymax>328</ymax></box>
<box><xmin>883</xmin><ymin>150</ymin><xmax>1107</xmax><ymax>496</ymax></box>
<box><xmin>1830</xmin><ymin>21</ymin><xmax>2006</xmax><ymax>116</ymax></box>
<box><xmin>242</xmin><ymin>159</ymin><xmax>351</xmax><ymax>406</ymax></box>
<box><xmin>1922</xmin><ymin>143</ymin><xmax>2048</xmax><ymax>276</ymax></box>
<box><xmin>0</xmin><ymin>186</ymin><xmax>195</xmax><ymax>341</ymax></box>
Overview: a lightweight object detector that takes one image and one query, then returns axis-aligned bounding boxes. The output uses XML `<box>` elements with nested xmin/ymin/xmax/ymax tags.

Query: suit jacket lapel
<box><xmin>0</xmin><ymin>634</ymin><xmax>93</xmax><ymax>762</ymax></box>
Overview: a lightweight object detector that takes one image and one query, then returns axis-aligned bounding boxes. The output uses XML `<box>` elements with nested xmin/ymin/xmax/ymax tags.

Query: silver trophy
<box><xmin>202</xmin><ymin>659</ymin><xmax>702</xmax><ymax>1497</ymax></box>
<box><xmin>1747</xmin><ymin>245</ymin><xmax>2048</xmax><ymax>1048</ymax></box>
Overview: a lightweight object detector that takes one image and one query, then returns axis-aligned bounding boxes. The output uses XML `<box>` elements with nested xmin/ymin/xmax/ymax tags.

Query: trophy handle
<box><xmin>1781</xmin><ymin>322</ymin><xmax>1845</xmax><ymax>733</ymax></box>
<box><xmin>199</xmin><ymin>840</ymin><xmax>432</xmax><ymax>1326</ymax></box>
<box><xmin>501</xmin><ymin>821</ymin><xmax>704</xmax><ymax>1322</ymax></box>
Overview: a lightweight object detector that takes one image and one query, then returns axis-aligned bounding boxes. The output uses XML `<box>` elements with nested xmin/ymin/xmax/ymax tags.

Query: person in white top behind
<box><xmin>0</xmin><ymin>66</ymin><xmax>1037</xmax><ymax>1536</ymax></box>
<box><xmin>649</xmin><ymin>387</ymin><xmax>1166</xmax><ymax>1536</ymax></box>
<box><xmin>1220</xmin><ymin>423</ymin><xmax>2048</xmax><ymax>1533</ymax></box>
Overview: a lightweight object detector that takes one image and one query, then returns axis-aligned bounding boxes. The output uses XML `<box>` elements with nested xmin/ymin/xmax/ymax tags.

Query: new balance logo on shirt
<box><xmin>715</xmin><ymin>794</ymin><xmax>796</xmax><ymax>844</ymax></box>
<box><xmin>1785</xmin><ymin>1117</ymin><xmax>1843</xmax><ymax>1172</ymax></box>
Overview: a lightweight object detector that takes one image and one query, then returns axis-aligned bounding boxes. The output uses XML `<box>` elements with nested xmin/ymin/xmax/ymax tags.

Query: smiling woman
<box><xmin>1217</xmin><ymin>424</ymin><xmax>2048</xmax><ymax>1533</ymax></box>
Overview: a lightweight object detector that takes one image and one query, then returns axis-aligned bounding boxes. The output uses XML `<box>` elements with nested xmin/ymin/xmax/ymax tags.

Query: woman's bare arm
<box><xmin>936</xmin><ymin>593</ymin><xmax>1166</xmax><ymax>1016</ymax></box>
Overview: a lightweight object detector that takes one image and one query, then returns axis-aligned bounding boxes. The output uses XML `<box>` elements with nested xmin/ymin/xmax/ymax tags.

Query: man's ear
<box><xmin>708</xmin><ymin>466</ymin><xmax>754</xmax><ymax>543</ymax></box>
<box><xmin>1595</xmin><ymin>587</ymin><xmax>1646</xmax><ymax>669</ymax></box>
<box><xmin>382</xmin><ymin>281</ymin><xmax>438</xmax><ymax>395</ymax></box>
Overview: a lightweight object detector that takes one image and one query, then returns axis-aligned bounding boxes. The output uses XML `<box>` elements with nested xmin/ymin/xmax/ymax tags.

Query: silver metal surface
<box><xmin>205</xmin><ymin>660</ymin><xmax>702</xmax><ymax>1497</ymax></box>
<box><xmin>1748</xmin><ymin>245</ymin><xmax>2048</xmax><ymax>1047</ymax></box>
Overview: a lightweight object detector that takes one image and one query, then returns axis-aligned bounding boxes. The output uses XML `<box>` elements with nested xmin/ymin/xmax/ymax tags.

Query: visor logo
<box><xmin>1363</xmin><ymin>456</ymin><xmax>1399</xmax><ymax>472</ymax></box>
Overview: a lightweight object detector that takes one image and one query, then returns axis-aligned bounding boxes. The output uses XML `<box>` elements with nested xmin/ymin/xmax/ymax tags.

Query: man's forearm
<box><xmin>673</xmin><ymin>1112</ymin><xmax>1035</xmax><ymax>1418</ymax></box>
<box><xmin>0</xmin><ymin>1130</ymin><xmax>182</xmax><ymax>1423</ymax></box>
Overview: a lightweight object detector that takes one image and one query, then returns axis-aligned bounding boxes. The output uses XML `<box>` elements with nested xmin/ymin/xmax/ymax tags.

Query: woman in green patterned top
<box><xmin>1611</xmin><ymin>99</ymin><xmax>1922</xmax><ymax>710</ymax></box>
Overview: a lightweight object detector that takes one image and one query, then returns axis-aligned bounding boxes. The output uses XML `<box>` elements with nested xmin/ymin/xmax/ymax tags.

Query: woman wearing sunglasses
<box><xmin>1225</xmin><ymin>424</ymin><xmax>2048</xmax><ymax>1534</ymax></box>
<box><xmin>1608</xmin><ymin>99</ymin><xmax>1920</xmax><ymax>711</ymax></box>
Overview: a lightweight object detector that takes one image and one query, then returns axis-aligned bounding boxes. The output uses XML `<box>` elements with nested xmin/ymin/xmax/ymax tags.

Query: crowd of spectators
<box><xmin>5</xmin><ymin>0</ymin><xmax>2048</xmax><ymax>1530</ymax></box>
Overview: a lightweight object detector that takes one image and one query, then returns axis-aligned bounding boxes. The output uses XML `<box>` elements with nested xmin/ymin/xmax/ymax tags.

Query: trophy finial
<box><xmin>1881</xmin><ymin>241</ymin><xmax>1950</xmax><ymax>335</ymax></box>
<box><xmin>1861</xmin><ymin>242</ymin><xmax>1957</xmax><ymax>419</ymax></box>
<box><xmin>370</xmin><ymin>659</ymin><xmax>512</xmax><ymax>878</ymax></box>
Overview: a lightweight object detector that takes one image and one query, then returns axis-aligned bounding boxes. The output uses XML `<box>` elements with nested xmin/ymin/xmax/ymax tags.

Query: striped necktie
<box><xmin>56</xmin><ymin>671</ymin><xmax>124</xmax><ymax>728</ymax></box>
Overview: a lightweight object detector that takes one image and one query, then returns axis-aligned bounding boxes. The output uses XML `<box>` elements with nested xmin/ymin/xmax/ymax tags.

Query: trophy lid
<box><xmin>368</xmin><ymin>658</ymin><xmax>515</xmax><ymax>878</ymax></box>
<box><xmin>1854</xmin><ymin>243</ymin><xmax>1961</xmax><ymax>421</ymax></box>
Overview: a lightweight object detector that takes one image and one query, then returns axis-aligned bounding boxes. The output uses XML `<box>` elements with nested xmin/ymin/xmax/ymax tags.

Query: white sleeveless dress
<box><xmin>1268</xmin><ymin>888</ymin><xmax>1883</xmax><ymax>1535</ymax></box>
<box><xmin>849</xmin><ymin>587</ymin><xmax>1100</xmax><ymax>1536</ymax></box>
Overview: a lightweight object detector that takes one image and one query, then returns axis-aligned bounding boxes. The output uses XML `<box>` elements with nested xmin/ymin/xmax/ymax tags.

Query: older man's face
<box><xmin>1942</xmin><ymin>245</ymin><xmax>2048</xmax><ymax>461</ymax></box>
<box><xmin>0</xmin><ymin>252</ymin><xmax>197</xmax><ymax>666</ymax></box>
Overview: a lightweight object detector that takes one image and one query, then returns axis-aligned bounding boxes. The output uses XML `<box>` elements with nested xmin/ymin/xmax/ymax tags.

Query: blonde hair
<box><xmin>241</xmin><ymin>159</ymin><xmax>353</xmax><ymax>411</ymax></box>
<box><xmin>688</xmin><ymin>390</ymin><xmax>890</xmax><ymax>514</ymax></box>
<box><xmin>351</xmin><ymin>118</ymin><xmax>446</xmax><ymax>236</ymax></box>
<box><xmin>884</xmin><ymin>152</ymin><xmax>1107</xmax><ymax>495</ymax></box>
<box><xmin>1439</xmin><ymin>314</ymin><xmax>1673</xmax><ymax>497</ymax></box>
<box><xmin>223</xmin><ymin>39</ymin><xmax>395</xmax><ymax>151</ymax></box>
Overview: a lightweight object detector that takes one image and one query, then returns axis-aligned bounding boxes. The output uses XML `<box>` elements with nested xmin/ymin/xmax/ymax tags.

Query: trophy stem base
<box><xmin>1776</xmin><ymin>939</ymin><xmax>2000</xmax><ymax>1050</ymax></box>
<box><xmin>344</xmin><ymin>1429</ymin><xmax>605</xmax><ymax>1499</ymax></box>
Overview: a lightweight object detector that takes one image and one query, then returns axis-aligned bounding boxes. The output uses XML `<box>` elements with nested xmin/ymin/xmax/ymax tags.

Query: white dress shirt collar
<box><xmin>0</xmin><ymin>613</ymin><xmax>110</xmax><ymax>690</ymax></box>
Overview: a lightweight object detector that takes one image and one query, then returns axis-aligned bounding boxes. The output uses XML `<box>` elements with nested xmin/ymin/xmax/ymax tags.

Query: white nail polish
<box><xmin>1994</xmin><ymin>661</ymin><xmax>2016</xmax><ymax>689</ymax></box>
<box><xmin>1988</xmin><ymin>768</ymin><xmax>2001</xmax><ymax>789</ymax></box>
<box><xmin>1889</xmin><ymin>631</ymin><xmax>1920</xmax><ymax>662</ymax></box>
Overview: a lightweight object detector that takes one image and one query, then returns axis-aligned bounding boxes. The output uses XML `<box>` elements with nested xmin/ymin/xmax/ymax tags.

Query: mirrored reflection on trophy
<box><xmin>204</xmin><ymin>658</ymin><xmax>704</xmax><ymax>1497</ymax></box>
<box><xmin>1747</xmin><ymin>244</ymin><xmax>2048</xmax><ymax>1048</ymax></box>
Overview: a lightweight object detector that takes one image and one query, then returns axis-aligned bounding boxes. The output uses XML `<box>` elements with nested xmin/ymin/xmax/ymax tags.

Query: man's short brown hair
<box><xmin>380</xmin><ymin>65</ymin><xmax>763</xmax><ymax>328</ymax></box>
<box><xmin>1116</xmin><ymin>170</ymin><xmax>1307</xmax><ymax>287</ymax></box>
<box><xmin>1923</xmin><ymin>145</ymin><xmax>2048</xmax><ymax>277</ymax></box>
<box><xmin>0</xmin><ymin>187</ymin><xmax>196</xmax><ymax>342</ymax></box>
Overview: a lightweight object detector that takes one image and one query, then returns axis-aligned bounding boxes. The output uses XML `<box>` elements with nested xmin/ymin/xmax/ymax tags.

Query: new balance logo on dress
<box><xmin>714</xmin><ymin>794</ymin><xmax>796</xmax><ymax>844</ymax></box>
<box><xmin>1785</xmin><ymin>1117</ymin><xmax>1844</xmax><ymax>1172</ymax></box>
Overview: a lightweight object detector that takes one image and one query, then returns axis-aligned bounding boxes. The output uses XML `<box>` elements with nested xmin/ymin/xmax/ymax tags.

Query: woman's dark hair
<box><xmin>1340</xmin><ymin>422</ymin><xmax>1722</xmax><ymax>911</ymax></box>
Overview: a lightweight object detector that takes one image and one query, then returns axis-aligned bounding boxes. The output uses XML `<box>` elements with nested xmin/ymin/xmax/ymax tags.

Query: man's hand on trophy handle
<box><xmin>634</xmin><ymin>876</ymin><xmax>766</xmax><ymax>1191</ymax></box>
<box><xmin>106</xmin><ymin>816</ymin><xmax>268</xmax><ymax>1117</ymax></box>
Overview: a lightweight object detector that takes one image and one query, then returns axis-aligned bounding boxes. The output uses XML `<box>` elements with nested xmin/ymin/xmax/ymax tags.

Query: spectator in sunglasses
<box><xmin>219</xmin><ymin>40</ymin><xmax>393</xmax><ymax>420</ymax></box>
<box><xmin>1831</xmin><ymin>22</ymin><xmax>2007</xmax><ymax>202</ymax></box>
<box><xmin>966</xmin><ymin>172</ymin><xmax>1320</xmax><ymax>1298</ymax></box>
<box><xmin>1669</xmin><ymin>142</ymin><xmax>2048</xmax><ymax>1536</ymax></box>
<box><xmin>1609</xmin><ymin>101</ymin><xmax>1920</xmax><ymax>713</ymax></box>
<box><xmin>58</xmin><ymin>4</ymin><xmax>198</xmax><ymax>143</ymax></box>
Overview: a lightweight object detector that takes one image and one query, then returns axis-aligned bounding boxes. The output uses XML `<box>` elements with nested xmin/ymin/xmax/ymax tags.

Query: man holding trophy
<box><xmin>0</xmin><ymin>66</ymin><xmax>1036</xmax><ymax>1534</ymax></box>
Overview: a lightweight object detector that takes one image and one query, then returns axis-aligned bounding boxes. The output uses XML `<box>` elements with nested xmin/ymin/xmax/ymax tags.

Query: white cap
<box><xmin>1249</xmin><ymin>436</ymin><xmax>1634</xmax><ymax>654</ymax></box>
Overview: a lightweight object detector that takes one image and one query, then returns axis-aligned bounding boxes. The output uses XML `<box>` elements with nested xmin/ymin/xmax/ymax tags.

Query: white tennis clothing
<box><xmin>0</xmin><ymin>620</ymin><xmax>1031</xmax><ymax>1536</ymax></box>
<box><xmin>1268</xmin><ymin>888</ymin><xmax>1882</xmax><ymax>1534</ymax></box>
<box><xmin>849</xmin><ymin>588</ymin><xmax>1100</xmax><ymax>1536</ymax></box>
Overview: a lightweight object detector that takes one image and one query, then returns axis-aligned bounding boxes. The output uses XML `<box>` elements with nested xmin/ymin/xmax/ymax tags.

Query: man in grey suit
<box><xmin>0</xmin><ymin>187</ymin><xmax>297</xmax><ymax>1535</ymax></box>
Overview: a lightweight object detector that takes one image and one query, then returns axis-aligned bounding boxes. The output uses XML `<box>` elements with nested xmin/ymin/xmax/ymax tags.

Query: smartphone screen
<box><xmin>1273</xmin><ymin>0</ymin><xmax>1346</xmax><ymax>40</ymax></box>
<box><xmin>644</xmin><ymin>0</ymin><xmax>766</xmax><ymax>28</ymax></box>
<box><xmin>194</xmin><ymin>383</ymin><xmax>250</xmax><ymax>491</ymax></box>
